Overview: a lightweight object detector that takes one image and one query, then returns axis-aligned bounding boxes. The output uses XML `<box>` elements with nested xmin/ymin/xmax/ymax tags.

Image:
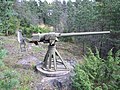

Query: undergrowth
<box><xmin>0</xmin><ymin>41</ymin><xmax>31</xmax><ymax>90</ymax></box>
<box><xmin>72</xmin><ymin>48</ymin><xmax>120</xmax><ymax>90</ymax></box>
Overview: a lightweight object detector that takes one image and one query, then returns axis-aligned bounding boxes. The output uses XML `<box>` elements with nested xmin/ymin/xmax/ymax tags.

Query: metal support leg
<box><xmin>43</xmin><ymin>48</ymin><xmax>50</xmax><ymax>69</ymax></box>
<box><xmin>42</xmin><ymin>44</ymin><xmax>68</xmax><ymax>71</ymax></box>
<box><xmin>53</xmin><ymin>51</ymin><xmax>56</xmax><ymax>70</ymax></box>
<box><xmin>48</xmin><ymin>54</ymin><xmax>52</xmax><ymax>69</ymax></box>
<box><xmin>55</xmin><ymin>49</ymin><xmax>67</xmax><ymax>69</ymax></box>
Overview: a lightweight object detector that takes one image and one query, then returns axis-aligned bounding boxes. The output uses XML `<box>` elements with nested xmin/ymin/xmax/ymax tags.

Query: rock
<box><xmin>36</xmin><ymin>73</ymin><xmax>72</xmax><ymax>90</ymax></box>
<box><xmin>69</xmin><ymin>59</ymin><xmax>77</xmax><ymax>68</ymax></box>
<box><xmin>17</xmin><ymin>55</ymin><xmax>41</xmax><ymax>69</ymax></box>
<box><xmin>35</xmin><ymin>60</ymin><xmax>76</xmax><ymax>90</ymax></box>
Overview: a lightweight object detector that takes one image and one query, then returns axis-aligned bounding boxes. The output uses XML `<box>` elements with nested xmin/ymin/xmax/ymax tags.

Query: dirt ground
<box><xmin>0</xmin><ymin>35</ymin><xmax>83</xmax><ymax>89</ymax></box>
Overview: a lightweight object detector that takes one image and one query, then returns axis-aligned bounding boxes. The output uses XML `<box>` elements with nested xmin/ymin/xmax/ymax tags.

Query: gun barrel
<box><xmin>60</xmin><ymin>31</ymin><xmax>110</xmax><ymax>37</ymax></box>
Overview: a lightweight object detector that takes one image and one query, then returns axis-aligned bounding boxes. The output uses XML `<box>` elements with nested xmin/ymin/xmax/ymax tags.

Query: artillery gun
<box><xmin>17</xmin><ymin>31</ymin><xmax>110</xmax><ymax>73</ymax></box>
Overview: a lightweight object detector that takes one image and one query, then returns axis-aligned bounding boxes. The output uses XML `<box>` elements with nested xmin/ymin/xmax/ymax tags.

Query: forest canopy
<box><xmin>0</xmin><ymin>0</ymin><xmax>120</xmax><ymax>56</ymax></box>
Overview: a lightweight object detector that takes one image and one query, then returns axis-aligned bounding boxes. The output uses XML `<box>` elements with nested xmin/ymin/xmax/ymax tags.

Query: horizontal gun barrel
<box><xmin>60</xmin><ymin>31</ymin><xmax>110</xmax><ymax>37</ymax></box>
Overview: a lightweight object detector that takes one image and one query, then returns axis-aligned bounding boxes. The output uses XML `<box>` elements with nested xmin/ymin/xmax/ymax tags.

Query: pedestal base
<box><xmin>36</xmin><ymin>61</ymin><xmax>73</xmax><ymax>77</ymax></box>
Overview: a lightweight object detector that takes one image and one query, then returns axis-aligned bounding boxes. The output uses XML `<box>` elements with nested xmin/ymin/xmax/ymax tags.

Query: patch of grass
<box><xmin>32</xmin><ymin>46</ymin><xmax>43</xmax><ymax>52</ymax></box>
<box><xmin>18</xmin><ymin>86</ymin><xmax>30</xmax><ymax>90</ymax></box>
<box><xmin>0</xmin><ymin>47</ymin><xmax>20</xmax><ymax>90</ymax></box>
<box><xmin>16</xmin><ymin>69</ymin><xmax>34</xmax><ymax>90</ymax></box>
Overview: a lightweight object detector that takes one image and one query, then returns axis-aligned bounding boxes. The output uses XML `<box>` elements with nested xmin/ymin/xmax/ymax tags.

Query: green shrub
<box><xmin>72</xmin><ymin>48</ymin><xmax>120</xmax><ymax>90</ymax></box>
<box><xmin>1</xmin><ymin>16</ymin><xmax>20</xmax><ymax>36</ymax></box>
<box><xmin>0</xmin><ymin>70</ymin><xmax>20</xmax><ymax>90</ymax></box>
<box><xmin>22</xmin><ymin>25</ymin><xmax>50</xmax><ymax>37</ymax></box>
<box><xmin>0</xmin><ymin>49</ymin><xmax>7</xmax><ymax>68</ymax></box>
<box><xmin>0</xmin><ymin>49</ymin><xmax>7</xmax><ymax>59</ymax></box>
<box><xmin>72</xmin><ymin>67</ymin><xmax>93</xmax><ymax>90</ymax></box>
<box><xmin>0</xmin><ymin>60</ymin><xmax>5</xmax><ymax>68</ymax></box>
<box><xmin>1</xmin><ymin>15</ymin><xmax>50</xmax><ymax>36</ymax></box>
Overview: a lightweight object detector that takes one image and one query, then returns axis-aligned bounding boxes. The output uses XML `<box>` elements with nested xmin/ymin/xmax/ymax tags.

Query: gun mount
<box><xmin>17</xmin><ymin>31</ymin><xmax>110</xmax><ymax>73</ymax></box>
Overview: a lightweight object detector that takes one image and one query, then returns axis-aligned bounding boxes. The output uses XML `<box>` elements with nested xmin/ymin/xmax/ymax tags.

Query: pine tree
<box><xmin>72</xmin><ymin>48</ymin><xmax>120</xmax><ymax>89</ymax></box>
<box><xmin>0</xmin><ymin>0</ymin><xmax>19</xmax><ymax>35</ymax></box>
